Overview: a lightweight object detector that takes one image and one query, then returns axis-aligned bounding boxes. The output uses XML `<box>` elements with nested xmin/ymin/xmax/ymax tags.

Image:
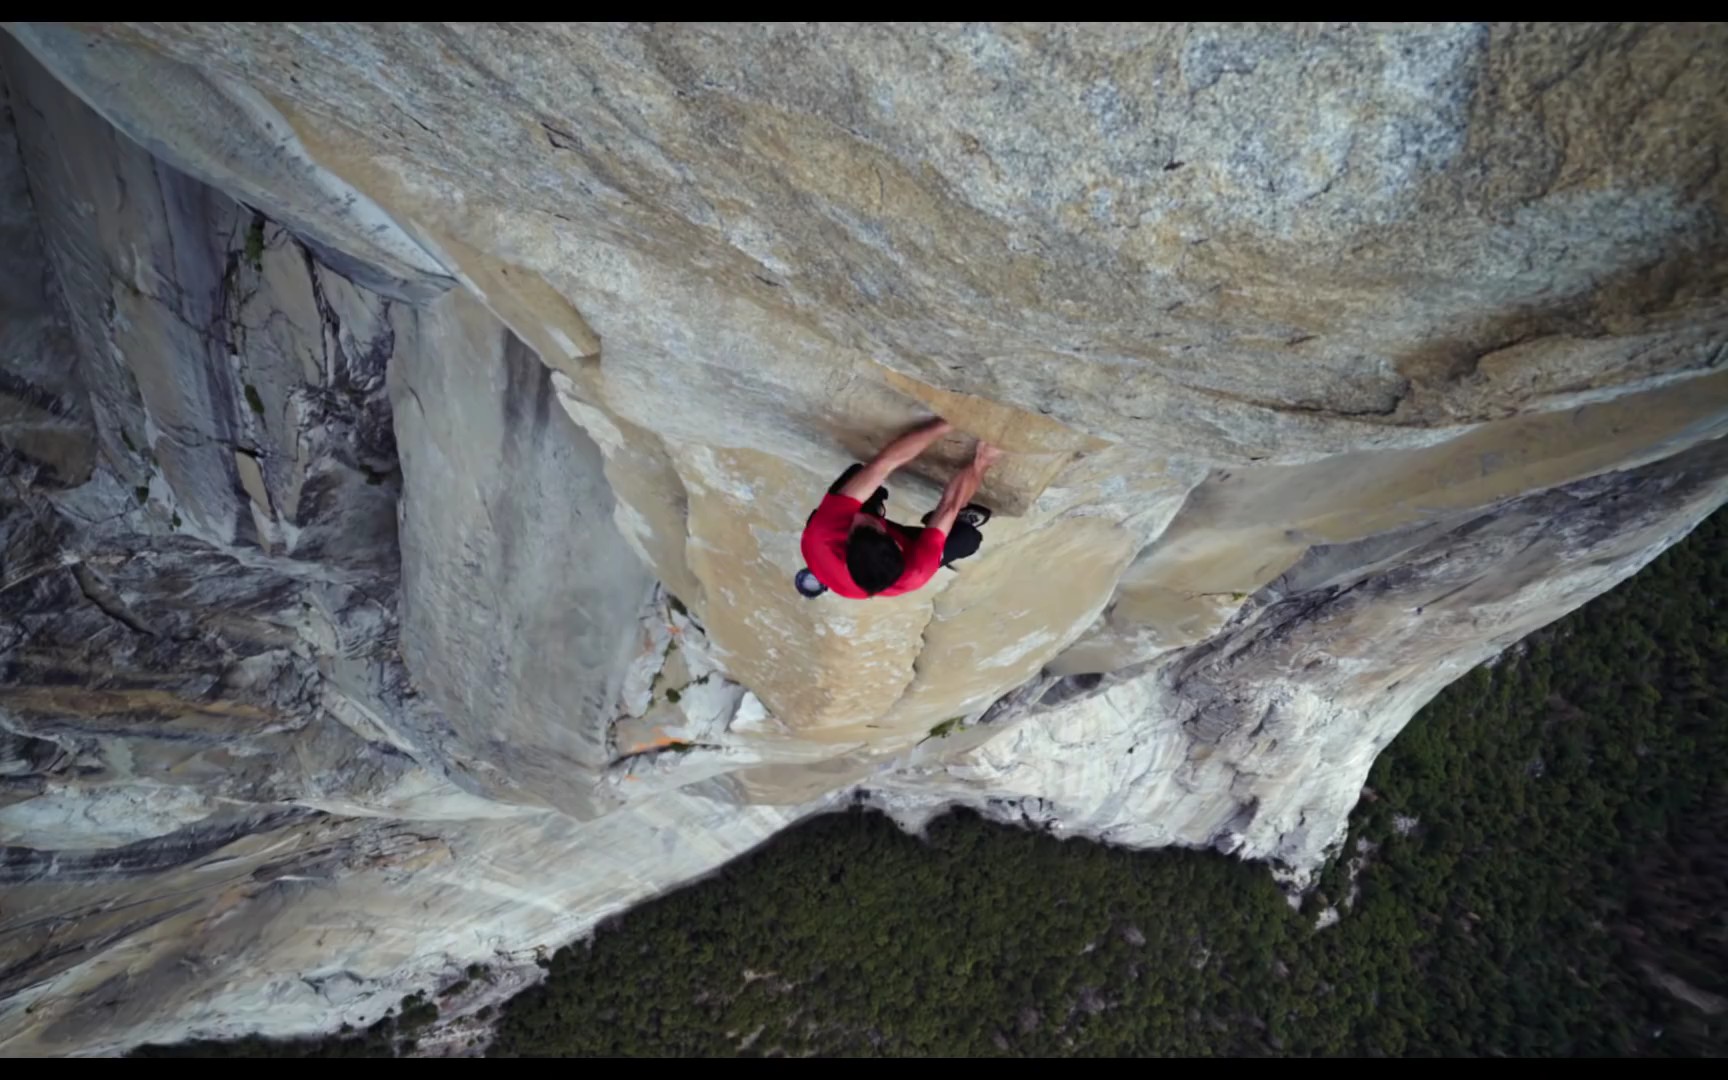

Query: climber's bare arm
<box><xmin>838</xmin><ymin>417</ymin><xmax>953</xmax><ymax>501</ymax></box>
<box><xmin>927</xmin><ymin>441</ymin><xmax>1003</xmax><ymax>534</ymax></box>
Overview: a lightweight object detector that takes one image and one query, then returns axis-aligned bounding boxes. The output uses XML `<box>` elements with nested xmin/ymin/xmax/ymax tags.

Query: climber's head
<box><xmin>846</xmin><ymin>517</ymin><xmax>904</xmax><ymax>595</ymax></box>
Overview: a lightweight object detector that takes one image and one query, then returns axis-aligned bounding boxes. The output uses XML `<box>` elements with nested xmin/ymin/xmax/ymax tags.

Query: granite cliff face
<box><xmin>1</xmin><ymin>22</ymin><xmax>1725</xmax><ymax>1054</ymax></box>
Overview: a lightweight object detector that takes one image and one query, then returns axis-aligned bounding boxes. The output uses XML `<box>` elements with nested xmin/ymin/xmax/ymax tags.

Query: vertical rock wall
<box><xmin>1</xmin><ymin>22</ymin><xmax>1725</xmax><ymax>1054</ymax></box>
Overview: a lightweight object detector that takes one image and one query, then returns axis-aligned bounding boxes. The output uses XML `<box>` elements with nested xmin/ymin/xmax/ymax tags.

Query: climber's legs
<box><xmin>919</xmin><ymin>504</ymin><xmax>990</xmax><ymax>568</ymax></box>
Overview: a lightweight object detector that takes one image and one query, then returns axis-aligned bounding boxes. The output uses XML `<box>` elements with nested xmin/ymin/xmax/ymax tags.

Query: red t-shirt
<box><xmin>800</xmin><ymin>493</ymin><xmax>947</xmax><ymax>599</ymax></box>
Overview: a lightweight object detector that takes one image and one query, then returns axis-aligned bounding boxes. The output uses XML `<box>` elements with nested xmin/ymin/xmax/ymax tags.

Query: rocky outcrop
<box><xmin>1</xmin><ymin>22</ymin><xmax>1725</xmax><ymax>1055</ymax></box>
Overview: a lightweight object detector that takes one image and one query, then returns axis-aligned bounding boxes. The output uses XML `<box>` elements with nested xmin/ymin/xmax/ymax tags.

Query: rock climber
<box><xmin>796</xmin><ymin>417</ymin><xmax>1001</xmax><ymax>599</ymax></box>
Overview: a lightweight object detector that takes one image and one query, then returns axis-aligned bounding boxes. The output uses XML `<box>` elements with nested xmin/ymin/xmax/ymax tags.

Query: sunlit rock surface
<box><xmin>1</xmin><ymin>22</ymin><xmax>1725</xmax><ymax>1054</ymax></box>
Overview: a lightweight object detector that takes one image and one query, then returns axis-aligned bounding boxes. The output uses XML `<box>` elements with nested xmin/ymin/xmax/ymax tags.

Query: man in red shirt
<box><xmin>798</xmin><ymin>418</ymin><xmax>1002</xmax><ymax>599</ymax></box>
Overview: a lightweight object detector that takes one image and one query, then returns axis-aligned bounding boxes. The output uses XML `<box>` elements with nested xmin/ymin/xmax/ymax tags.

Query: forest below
<box><xmin>140</xmin><ymin>508</ymin><xmax>1728</xmax><ymax>1057</ymax></box>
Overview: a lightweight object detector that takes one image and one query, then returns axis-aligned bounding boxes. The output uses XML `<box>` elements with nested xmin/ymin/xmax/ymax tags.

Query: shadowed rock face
<box><xmin>0</xmin><ymin>21</ymin><xmax>1725</xmax><ymax>1055</ymax></box>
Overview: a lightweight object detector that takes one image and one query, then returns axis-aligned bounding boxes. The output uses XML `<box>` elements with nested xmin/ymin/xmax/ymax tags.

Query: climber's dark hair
<box><xmin>846</xmin><ymin>529</ymin><xmax>904</xmax><ymax>595</ymax></box>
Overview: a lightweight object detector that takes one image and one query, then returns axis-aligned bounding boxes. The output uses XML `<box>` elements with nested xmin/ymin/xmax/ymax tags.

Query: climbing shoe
<box><xmin>921</xmin><ymin>504</ymin><xmax>993</xmax><ymax>530</ymax></box>
<box><xmin>863</xmin><ymin>486</ymin><xmax>889</xmax><ymax>519</ymax></box>
<box><xmin>957</xmin><ymin>504</ymin><xmax>992</xmax><ymax>529</ymax></box>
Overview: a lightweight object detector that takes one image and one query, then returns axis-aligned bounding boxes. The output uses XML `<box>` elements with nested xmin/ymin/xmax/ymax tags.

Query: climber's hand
<box><xmin>928</xmin><ymin>443</ymin><xmax>996</xmax><ymax>536</ymax></box>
